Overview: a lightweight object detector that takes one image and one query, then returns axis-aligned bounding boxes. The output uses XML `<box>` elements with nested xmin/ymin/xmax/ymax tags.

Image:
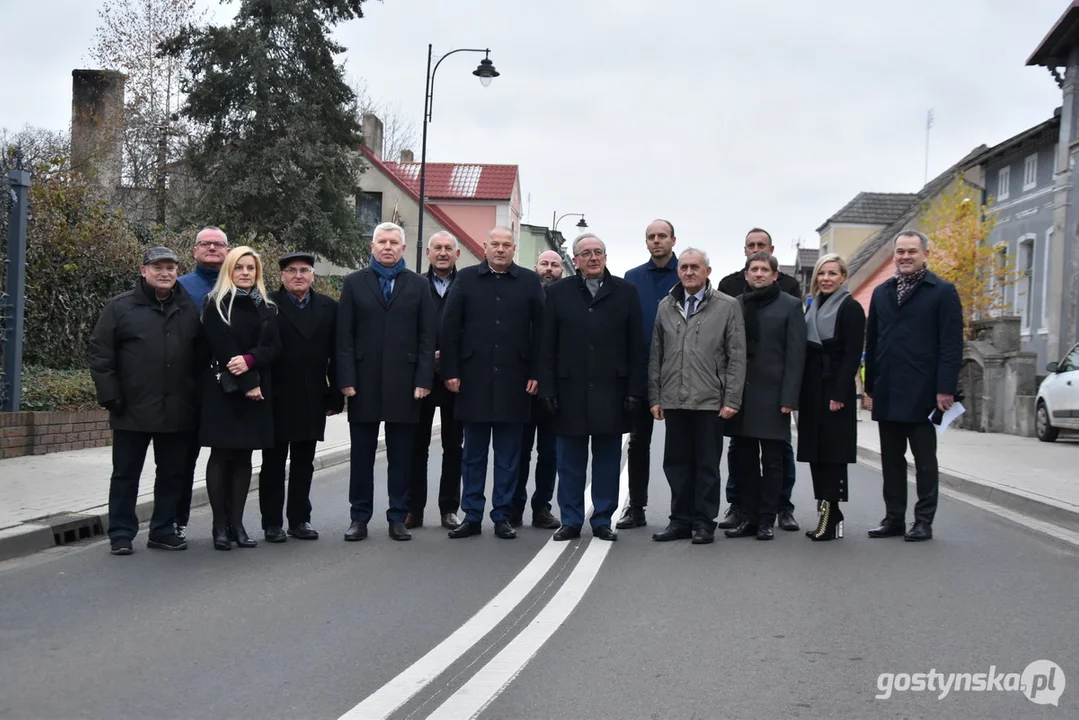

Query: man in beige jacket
<box><xmin>649</xmin><ymin>248</ymin><xmax>747</xmax><ymax>545</ymax></box>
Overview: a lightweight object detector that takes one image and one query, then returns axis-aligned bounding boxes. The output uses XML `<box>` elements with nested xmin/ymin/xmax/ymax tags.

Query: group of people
<box><xmin>89</xmin><ymin>216</ymin><xmax>963</xmax><ymax>555</ymax></box>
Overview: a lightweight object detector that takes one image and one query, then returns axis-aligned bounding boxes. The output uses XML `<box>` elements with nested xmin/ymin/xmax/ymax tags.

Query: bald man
<box><xmin>511</xmin><ymin>250</ymin><xmax>567</xmax><ymax>529</ymax></box>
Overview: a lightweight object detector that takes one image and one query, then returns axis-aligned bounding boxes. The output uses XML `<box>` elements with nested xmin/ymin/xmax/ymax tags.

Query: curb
<box><xmin>0</xmin><ymin>425</ymin><xmax>442</xmax><ymax>564</ymax></box>
<box><xmin>855</xmin><ymin>445</ymin><xmax>1079</xmax><ymax>535</ymax></box>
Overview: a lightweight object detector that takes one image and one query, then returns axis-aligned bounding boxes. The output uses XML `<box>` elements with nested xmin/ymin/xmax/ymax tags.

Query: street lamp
<box><xmin>552</xmin><ymin>211</ymin><xmax>588</xmax><ymax>234</ymax></box>
<box><xmin>415</xmin><ymin>45</ymin><xmax>500</xmax><ymax>270</ymax></box>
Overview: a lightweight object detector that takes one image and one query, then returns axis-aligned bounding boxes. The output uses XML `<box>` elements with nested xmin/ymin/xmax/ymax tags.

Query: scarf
<box><xmin>371</xmin><ymin>258</ymin><xmax>406</xmax><ymax>301</ymax></box>
<box><xmin>805</xmin><ymin>285</ymin><xmax>850</xmax><ymax>346</ymax></box>
<box><xmin>739</xmin><ymin>281</ymin><xmax>781</xmax><ymax>357</ymax></box>
<box><xmin>895</xmin><ymin>263</ymin><xmax>927</xmax><ymax>305</ymax></box>
<box><xmin>234</xmin><ymin>286</ymin><xmax>263</xmax><ymax>306</ymax></box>
<box><xmin>585</xmin><ymin>278</ymin><xmax>602</xmax><ymax>297</ymax></box>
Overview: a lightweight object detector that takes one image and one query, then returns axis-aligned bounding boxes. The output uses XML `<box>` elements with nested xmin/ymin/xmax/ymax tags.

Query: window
<box><xmin>997</xmin><ymin>165</ymin><xmax>1011</xmax><ymax>201</ymax></box>
<box><xmin>1061</xmin><ymin>343</ymin><xmax>1079</xmax><ymax>372</ymax></box>
<box><xmin>1040</xmin><ymin>227</ymin><xmax>1053</xmax><ymax>332</ymax></box>
<box><xmin>356</xmin><ymin>191</ymin><xmax>383</xmax><ymax>235</ymax></box>
<box><xmin>1023</xmin><ymin>154</ymin><xmax>1038</xmax><ymax>191</ymax></box>
<box><xmin>1016</xmin><ymin>235</ymin><xmax>1035</xmax><ymax>331</ymax></box>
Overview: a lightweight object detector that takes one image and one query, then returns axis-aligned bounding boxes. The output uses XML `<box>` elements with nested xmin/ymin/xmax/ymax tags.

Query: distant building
<box><xmin>518</xmin><ymin>224</ymin><xmax>573</xmax><ymax>275</ymax></box>
<box><xmin>816</xmin><ymin>192</ymin><xmax>918</xmax><ymax>260</ymax></box>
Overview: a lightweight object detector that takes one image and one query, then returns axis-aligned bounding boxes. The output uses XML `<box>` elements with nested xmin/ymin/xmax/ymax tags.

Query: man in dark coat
<box><xmin>716</xmin><ymin>227</ymin><xmax>804</xmax><ymax>533</ymax></box>
<box><xmin>89</xmin><ymin>246</ymin><xmax>204</xmax><ymax>555</ymax></box>
<box><xmin>864</xmin><ymin>229</ymin><xmax>963</xmax><ymax>541</ymax></box>
<box><xmin>337</xmin><ymin>222</ymin><xmax>436</xmax><ymax>542</ymax></box>
<box><xmin>258</xmin><ymin>251</ymin><xmax>343</xmax><ymax>543</ymax></box>
<box><xmin>408</xmin><ymin>231</ymin><xmax>464</xmax><ymax>531</ymax></box>
<box><xmin>539</xmin><ymin>235</ymin><xmax>645</xmax><ymax>541</ymax></box>
<box><xmin>440</xmin><ymin>226</ymin><xmax>546</xmax><ymax>539</ymax></box>
<box><xmin>724</xmin><ymin>251</ymin><xmax>806</xmax><ymax>541</ymax></box>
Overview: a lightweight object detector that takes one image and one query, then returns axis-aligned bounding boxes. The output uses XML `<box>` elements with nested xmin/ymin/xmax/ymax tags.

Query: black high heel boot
<box><xmin>807</xmin><ymin>500</ymin><xmax>844</xmax><ymax>541</ymax></box>
<box><xmin>212</xmin><ymin>525</ymin><xmax>231</xmax><ymax>551</ymax></box>
<box><xmin>806</xmin><ymin>500</ymin><xmax>824</xmax><ymax>538</ymax></box>
<box><xmin>228</xmin><ymin>524</ymin><xmax>258</xmax><ymax>548</ymax></box>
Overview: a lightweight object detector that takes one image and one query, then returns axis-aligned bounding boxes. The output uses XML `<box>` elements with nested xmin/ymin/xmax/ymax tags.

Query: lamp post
<box><xmin>415</xmin><ymin>45</ymin><xmax>500</xmax><ymax>270</ymax></box>
<box><xmin>552</xmin><ymin>211</ymin><xmax>588</xmax><ymax>234</ymax></box>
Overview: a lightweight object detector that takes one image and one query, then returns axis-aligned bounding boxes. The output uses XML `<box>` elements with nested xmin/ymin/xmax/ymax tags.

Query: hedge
<box><xmin>19</xmin><ymin>366</ymin><xmax>100</xmax><ymax>412</ymax></box>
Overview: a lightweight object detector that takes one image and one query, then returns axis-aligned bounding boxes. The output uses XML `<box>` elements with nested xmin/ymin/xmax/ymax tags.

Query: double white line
<box><xmin>339</xmin><ymin>436</ymin><xmax>631</xmax><ymax>720</ymax></box>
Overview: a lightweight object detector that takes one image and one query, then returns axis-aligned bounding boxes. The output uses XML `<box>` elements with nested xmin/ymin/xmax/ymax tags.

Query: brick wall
<box><xmin>0</xmin><ymin>411</ymin><xmax>111</xmax><ymax>459</ymax></box>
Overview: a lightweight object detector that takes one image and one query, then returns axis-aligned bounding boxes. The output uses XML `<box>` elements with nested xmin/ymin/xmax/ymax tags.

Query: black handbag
<box><xmin>215</xmin><ymin>361</ymin><xmax>257</xmax><ymax>394</ymax></box>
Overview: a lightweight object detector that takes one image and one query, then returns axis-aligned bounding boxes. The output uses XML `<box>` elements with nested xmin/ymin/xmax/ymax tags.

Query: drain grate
<box><xmin>47</xmin><ymin>513</ymin><xmax>105</xmax><ymax>546</ymax></box>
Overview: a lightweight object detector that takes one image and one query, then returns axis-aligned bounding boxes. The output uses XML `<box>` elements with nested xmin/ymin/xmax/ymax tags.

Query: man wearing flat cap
<box><xmin>258</xmin><ymin>250</ymin><xmax>343</xmax><ymax>542</ymax></box>
<box><xmin>89</xmin><ymin>246</ymin><xmax>205</xmax><ymax>555</ymax></box>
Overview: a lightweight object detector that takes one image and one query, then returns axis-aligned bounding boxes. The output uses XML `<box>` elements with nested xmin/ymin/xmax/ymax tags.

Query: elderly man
<box><xmin>649</xmin><ymin>248</ymin><xmax>746</xmax><ymax>545</ymax></box>
<box><xmin>724</xmin><ymin>251</ymin><xmax>806</xmax><ymax>541</ymax></box>
<box><xmin>441</xmin><ymin>226</ymin><xmax>545</xmax><ymax>539</ymax></box>
<box><xmin>511</xmin><ymin>249</ymin><xmax>566</xmax><ymax>530</ymax></box>
<box><xmin>540</xmin><ymin>235</ymin><xmax>643</xmax><ymax>541</ymax></box>
<box><xmin>89</xmin><ymin>247</ymin><xmax>204</xmax><ymax>555</ymax></box>
<box><xmin>408</xmin><ymin>231</ymin><xmax>464</xmax><ymax>531</ymax></box>
<box><xmin>259</xmin><ymin>251</ymin><xmax>343</xmax><ymax>543</ymax></box>
<box><xmin>618</xmin><ymin>218</ymin><xmax>681</xmax><ymax>530</ymax></box>
<box><xmin>864</xmin><ymin>229</ymin><xmax>963</xmax><ymax>541</ymax></box>
<box><xmin>337</xmin><ymin>222</ymin><xmax>435</xmax><ymax>542</ymax></box>
<box><xmin>716</xmin><ymin>227</ymin><xmax>803</xmax><ymax>533</ymax></box>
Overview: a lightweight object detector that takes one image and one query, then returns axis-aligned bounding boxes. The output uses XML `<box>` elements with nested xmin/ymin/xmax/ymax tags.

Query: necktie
<box><xmin>686</xmin><ymin>295</ymin><xmax>697</xmax><ymax>320</ymax></box>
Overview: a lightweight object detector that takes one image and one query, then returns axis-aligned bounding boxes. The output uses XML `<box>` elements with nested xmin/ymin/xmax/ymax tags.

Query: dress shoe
<box><xmin>212</xmin><ymin>525</ymin><xmax>231</xmax><ymax>551</ymax></box>
<box><xmin>494</xmin><ymin>521</ymin><xmax>517</xmax><ymax>539</ymax></box>
<box><xmin>724</xmin><ymin>520</ymin><xmax>759</xmax><ymax>538</ymax></box>
<box><xmin>264</xmin><ymin>526</ymin><xmax>287</xmax><ymax>543</ymax></box>
<box><xmin>867</xmin><ymin>520</ymin><xmax>905</xmax><ymax>538</ymax></box>
<box><xmin>616</xmin><ymin>506</ymin><xmax>646</xmax><ymax>529</ymax></box>
<box><xmin>509</xmin><ymin>515</ymin><xmax>524</xmax><ymax>528</ymax></box>
<box><xmin>147</xmin><ymin>533</ymin><xmax>187</xmax><ymax>551</ymax></box>
<box><xmin>441</xmin><ymin>513</ymin><xmax>461</xmax><ymax>530</ymax></box>
<box><xmin>288</xmin><ymin>522</ymin><xmax>319</xmax><ymax>540</ymax></box>
<box><xmin>691</xmin><ymin>528</ymin><xmax>715</xmax><ymax>545</ymax></box>
<box><xmin>777</xmin><ymin>511</ymin><xmax>799</xmax><ymax>531</ymax></box>
<box><xmin>344</xmin><ymin>521</ymin><xmax>368</xmax><ymax>541</ymax></box>
<box><xmin>553</xmin><ymin>525</ymin><xmax>581</xmax><ymax>541</ymax></box>
<box><xmin>448</xmin><ymin>520</ymin><xmax>482</xmax><ymax>539</ymax></box>
<box><xmin>532</xmin><ymin>508</ymin><xmax>560</xmax><ymax>529</ymax></box>
<box><xmin>389</xmin><ymin>521</ymin><xmax>412</xmax><ymax>541</ymax></box>
<box><xmin>228</xmin><ymin>524</ymin><xmax>258</xmax><ymax>548</ymax></box>
<box><xmin>652</xmin><ymin>524</ymin><xmax>692</xmax><ymax>541</ymax></box>
<box><xmin>717</xmin><ymin>506</ymin><xmax>743</xmax><ymax>529</ymax></box>
<box><xmin>904</xmin><ymin>521</ymin><xmax>933</xmax><ymax>541</ymax></box>
<box><xmin>756</xmin><ymin>525</ymin><xmax>774</xmax><ymax>541</ymax></box>
<box><xmin>592</xmin><ymin>525</ymin><xmax>618</xmax><ymax>541</ymax></box>
<box><xmin>404</xmin><ymin>513</ymin><xmax>423</xmax><ymax>529</ymax></box>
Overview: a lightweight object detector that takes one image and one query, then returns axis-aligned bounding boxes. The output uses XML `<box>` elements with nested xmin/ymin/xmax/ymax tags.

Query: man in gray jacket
<box><xmin>649</xmin><ymin>248</ymin><xmax>746</xmax><ymax>545</ymax></box>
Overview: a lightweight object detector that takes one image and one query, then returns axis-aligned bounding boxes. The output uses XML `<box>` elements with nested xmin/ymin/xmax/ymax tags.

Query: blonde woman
<box><xmin>200</xmin><ymin>247</ymin><xmax>281</xmax><ymax>550</ymax></box>
<box><xmin>797</xmin><ymin>253</ymin><xmax>865</xmax><ymax>541</ymax></box>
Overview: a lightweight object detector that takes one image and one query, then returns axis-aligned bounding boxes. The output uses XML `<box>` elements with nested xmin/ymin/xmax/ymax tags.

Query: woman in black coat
<box><xmin>796</xmin><ymin>253</ymin><xmax>865</xmax><ymax>541</ymax></box>
<box><xmin>200</xmin><ymin>247</ymin><xmax>281</xmax><ymax>550</ymax></box>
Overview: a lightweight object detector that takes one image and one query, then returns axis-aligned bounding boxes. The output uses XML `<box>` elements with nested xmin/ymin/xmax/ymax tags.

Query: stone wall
<box><xmin>0</xmin><ymin>411</ymin><xmax>111</xmax><ymax>459</ymax></box>
<box><xmin>959</xmin><ymin>316</ymin><xmax>1038</xmax><ymax>436</ymax></box>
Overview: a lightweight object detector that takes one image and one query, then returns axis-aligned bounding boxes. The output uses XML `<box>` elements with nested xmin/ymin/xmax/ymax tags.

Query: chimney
<box><xmin>400</xmin><ymin>149</ymin><xmax>414</xmax><ymax>163</ymax></box>
<box><xmin>71</xmin><ymin>69</ymin><xmax>126</xmax><ymax>190</ymax></box>
<box><xmin>362</xmin><ymin>112</ymin><xmax>384</xmax><ymax>159</ymax></box>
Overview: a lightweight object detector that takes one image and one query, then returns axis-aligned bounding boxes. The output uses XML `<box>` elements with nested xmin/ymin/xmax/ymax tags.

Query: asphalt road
<box><xmin>0</xmin><ymin>423</ymin><xmax>1076</xmax><ymax>720</ymax></box>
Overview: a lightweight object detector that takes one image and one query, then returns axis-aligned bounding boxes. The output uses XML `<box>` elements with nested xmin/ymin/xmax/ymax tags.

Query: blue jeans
<box><xmin>461</xmin><ymin>422</ymin><xmax>522</xmax><ymax>524</ymax></box>
<box><xmin>555</xmin><ymin>434</ymin><xmax>622</xmax><ymax>530</ymax></box>
<box><xmin>726</xmin><ymin>437</ymin><xmax>796</xmax><ymax>513</ymax></box>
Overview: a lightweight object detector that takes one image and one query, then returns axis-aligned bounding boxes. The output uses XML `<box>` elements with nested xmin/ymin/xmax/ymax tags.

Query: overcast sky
<box><xmin>0</xmin><ymin>0</ymin><xmax>1069</xmax><ymax>275</ymax></box>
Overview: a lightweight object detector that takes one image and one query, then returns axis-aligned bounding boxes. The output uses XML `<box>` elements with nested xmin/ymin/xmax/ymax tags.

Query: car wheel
<box><xmin>1036</xmin><ymin>400</ymin><xmax>1059</xmax><ymax>442</ymax></box>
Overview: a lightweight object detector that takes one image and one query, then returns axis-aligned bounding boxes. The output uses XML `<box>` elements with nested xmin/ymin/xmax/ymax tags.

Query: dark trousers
<box><xmin>725</xmin><ymin>437</ymin><xmax>796</xmax><ymax>513</ymax></box>
<box><xmin>409</xmin><ymin>386</ymin><xmax>463</xmax><ymax>517</ymax></box>
<box><xmin>878</xmin><ymin>420</ymin><xmax>939</xmax><ymax>524</ymax></box>
<box><xmin>460</xmin><ymin>422</ymin><xmax>522</xmax><ymax>524</ymax></box>
<box><xmin>556</xmin><ymin>434</ymin><xmax>621</xmax><ymax>530</ymax></box>
<box><xmin>348</xmin><ymin>422</ymin><xmax>413</xmax><ymax>525</ymax></box>
<box><xmin>626</xmin><ymin>402</ymin><xmax>655</xmax><ymax>508</ymax></box>
<box><xmin>176</xmin><ymin>431</ymin><xmax>201</xmax><ymax>527</ymax></box>
<box><xmin>810</xmin><ymin>462</ymin><xmax>848</xmax><ymax>503</ymax></box>
<box><xmin>108</xmin><ymin>429</ymin><xmax>189</xmax><ymax>540</ymax></box>
<box><xmin>732</xmin><ymin>437</ymin><xmax>785</xmax><ymax>526</ymax></box>
<box><xmin>259</xmin><ymin>440</ymin><xmax>317</xmax><ymax>529</ymax></box>
<box><xmin>662</xmin><ymin>410</ymin><xmax>726</xmax><ymax>530</ymax></box>
<box><xmin>513</xmin><ymin>416</ymin><xmax>556</xmax><ymax>518</ymax></box>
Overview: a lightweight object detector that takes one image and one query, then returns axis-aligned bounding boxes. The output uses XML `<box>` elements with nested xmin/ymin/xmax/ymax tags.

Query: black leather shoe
<box><xmin>553</xmin><ymin>525</ymin><xmax>581</xmax><ymax>541</ymax></box>
<box><xmin>724</xmin><ymin>520</ymin><xmax>759</xmax><ymax>538</ymax></box>
<box><xmin>448</xmin><ymin>520</ymin><xmax>482</xmax><ymax>539</ymax></box>
<box><xmin>904</xmin><ymin>521</ymin><xmax>933</xmax><ymax>541</ymax></box>
<box><xmin>777</xmin><ymin>511</ymin><xmax>799</xmax><ymax>531</ymax></box>
<box><xmin>652</xmin><ymin>524</ymin><xmax>692</xmax><ymax>541</ymax></box>
<box><xmin>532</xmin><ymin>508</ymin><xmax>560</xmax><ymax>529</ymax></box>
<box><xmin>288</xmin><ymin>522</ymin><xmax>319</xmax><ymax>540</ymax></box>
<box><xmin>264</xmin><ymin>526</ymin><xmax>287</xmax><ymax>543</ymax></box>
<box><xmin>868</xmin><ymin>520</ymin><xmax>905</xmax><ymax>538</ymax></box>
<box><xmin>344</xmin><ymin>521</ymin><xmax>368</xmax><ymax>541</ymax></box>
<box><xmin>441</xmin><ymin>513</ymin><xmax>461</xmax><ymax>530</ymax></box>
<box><xmin>494</xmin><ymin>521</ymin><xmax>517</xmax><ymax>539</ymax></box>
<box><xmin>509</xmin><ymin>515</ymin><xmax>524</xmax><ymax>529</ymax></box>
<box><xmin>717</xmin><ymin>506</ymin><xmax>743</xmax><ymax>529</ymax></box>
<box><xmin>616</xmin><ymin>506</ymin><xmax>646</xmax><ymax>529</ymax></box>
<box><xmin>389</xmin><ymin>521</ymin><xmax>412</xmax><ymax>541</ymax></box>
<box><xmin>404</xmin><ymin>513</ymin><xmax>423</xmax><ymax>529</ymax></box>
<box><xmin>212</xmin><ymin>526</ymin><xmax>231</xmax><ymax>551</ymax></box>
<box><xmin>593</xmin><ymin>525</ymin><xmax>617</xmax><ymax>541</ymax></box>
<box><xmin>691</xmin><ymin>528</ymin><xmax>715</xmax><ymax>545</ymax></box>
<box><xmin>756</xmin><ymin>525</ymin><xmax>775</xmax><ymax>541</ymax></box>
<box><xmin>229</xmin><ymin>524</ymin><xmax>258</xmax><ymax>548</ymax></box>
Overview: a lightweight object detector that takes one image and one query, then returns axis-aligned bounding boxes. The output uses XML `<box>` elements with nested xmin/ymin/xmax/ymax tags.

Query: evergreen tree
<box><xmin>168</xmin><ymin>0</ymin><xmax>370</xmax><ymax>266</ymax></box>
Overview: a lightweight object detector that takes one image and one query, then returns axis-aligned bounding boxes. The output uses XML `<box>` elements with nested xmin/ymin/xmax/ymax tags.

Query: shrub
<box><xmin>20</xmin><ymin>366</ymin><xmax>100</xmax><ymax>412</ymax></box>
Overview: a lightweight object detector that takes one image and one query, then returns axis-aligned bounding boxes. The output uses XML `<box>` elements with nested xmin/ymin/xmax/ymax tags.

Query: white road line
<box><xmin>425</xmin><ymin>461</ymin><xmax>631</xmax><ymax>720</ymax></box>
<box><xmin>338</xmin><ymin>435</ymin><xmax>629</xmax><ymax>720</ymax></box>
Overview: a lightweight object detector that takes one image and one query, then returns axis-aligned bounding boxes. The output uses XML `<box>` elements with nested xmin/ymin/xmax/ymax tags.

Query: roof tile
<box><xmin>384</xmin><ymin>161</ymin><xmax>518</xmax><ymax>201</ymax></box>
<box><xmin>816</xmin><ymin>192</ymin><xmax>920</xmax><ymax>233</ymax></box>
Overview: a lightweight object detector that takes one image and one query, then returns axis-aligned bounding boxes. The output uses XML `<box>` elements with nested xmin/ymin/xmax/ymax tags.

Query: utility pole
<box><xmin>925</xmin><ymin>109</ymin><xmax>934</xmax><ymax>185</ymax></box>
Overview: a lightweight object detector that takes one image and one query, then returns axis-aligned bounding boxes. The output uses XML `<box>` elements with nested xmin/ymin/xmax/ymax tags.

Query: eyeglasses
<box><xmin>575</xmin><ymin>249</ymin><xmax>605</xmax><ymax>258</ymax></box>
<box><xmin>196</xmin><ymin>241</ymin><xmax>227</xmax><ymax>249</ymax></box>
<box><xmin>283</xmin><ymin>267</ymin><xmax>314</xmax><ymax>276</ymax></box>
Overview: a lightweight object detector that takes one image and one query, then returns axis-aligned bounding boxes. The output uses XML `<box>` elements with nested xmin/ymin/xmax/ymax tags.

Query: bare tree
<box><xmin>0</xmin><ymin>126</ymin><xmax>70</xmax><ymax>173</ymax></box>
<box><xmin>349</xmin><ymin>76</ymin><xmax>419</xmax><ymax>162</ymax></box>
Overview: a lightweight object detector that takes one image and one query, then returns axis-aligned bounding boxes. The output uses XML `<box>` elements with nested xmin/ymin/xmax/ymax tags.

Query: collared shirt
<box><xmin>286</xmin><ymin>291</ymin><xmax>310</xmax><ymax>309</ymax></box>
<box><xmin>432</xmin><ymin>273</ymin><xmax>451</xmax><ymax>297</ymax></box>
